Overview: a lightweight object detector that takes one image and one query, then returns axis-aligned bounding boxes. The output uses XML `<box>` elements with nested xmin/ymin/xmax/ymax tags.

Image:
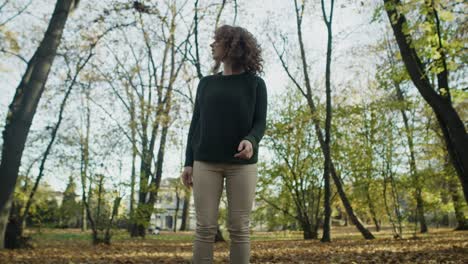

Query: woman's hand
<box><xmin>234</xmin><ymin>139</ymin><xmax>253</xmax><ymax>160</ymax></box>
<box><xmin>180</xmin><ymin>166</ymin><xmax>193</xmax><ymax>188</ymax></box>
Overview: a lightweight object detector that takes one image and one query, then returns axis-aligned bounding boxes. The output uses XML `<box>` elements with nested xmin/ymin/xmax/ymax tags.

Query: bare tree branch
<box><xmin>0</xmin><ymin>0</ymin><xmax>31</xmax><ymax>26</ymax></box>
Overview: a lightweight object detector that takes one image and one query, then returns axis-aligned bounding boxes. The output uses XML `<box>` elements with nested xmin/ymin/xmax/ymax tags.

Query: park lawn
<box><xmin>0</xmin><ymin>226</ymin><xmax>466</xmax><ymax>263</ymax></box>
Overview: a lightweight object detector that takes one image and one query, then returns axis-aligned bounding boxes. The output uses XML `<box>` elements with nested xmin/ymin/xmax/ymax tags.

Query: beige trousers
<box><xmin>191</xmin><ymin>160</ymin><xmax>258</xmax><ymax>264</ymax></box>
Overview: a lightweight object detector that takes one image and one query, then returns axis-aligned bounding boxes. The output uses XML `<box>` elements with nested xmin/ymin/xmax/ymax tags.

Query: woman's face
<box><xmin>210</xmin><ymin>38</ymin><xmax>224</xmax><ymax>62</ymax></box>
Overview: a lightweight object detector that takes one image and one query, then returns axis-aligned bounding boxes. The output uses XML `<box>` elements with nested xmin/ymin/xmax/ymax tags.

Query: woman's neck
<box><xmin>222</xmin><ymin>63</ymin><xmax>244</xmax><ymax>75</ymax></box>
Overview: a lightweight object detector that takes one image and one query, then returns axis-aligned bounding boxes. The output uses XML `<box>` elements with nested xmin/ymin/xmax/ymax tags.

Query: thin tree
<box><xmin>381</xmin><ymin>35</ymin><xmax>428</xmax><ymax>233</ymax></box>
<box><xmin>319</xmin><ymin>0</ymin><xmax>334</xmax><ymax>243</ymax></box>
<box><xmin>0</xmin><ymin>0</ymin><xmax>80</xmax><ymax>249</ymax></box>
<box><xmin>79</xmin><ymin>80</ymin><xmax>92</xmax><ymax>232</ymax></box>
<box><xmin>362</xmin><ymin>104</ymin><xmax>381</xmax><ymax>232</ymax></box>
<box><xmin>272</xmin><ymin>0</ymin><xmax>374</xmax><ymax>239</ymax></box>
<box><xmin>131</xmin><ymin>3</ymin><xmax>188</xmax><ymax>237</ymax></box>
<box><xmin>264</xmin><ymin>91</ymin><xmax>323</xmax><ymax>239</ymax></box>
<box><xmin>4</xmin><ymin>49</ymin><xmax>93</xmax><ymax>248</ymax></box>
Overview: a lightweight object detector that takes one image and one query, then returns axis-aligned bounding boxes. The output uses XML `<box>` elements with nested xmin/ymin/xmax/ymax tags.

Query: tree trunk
<box><xmin>447</xmin><ymin>161</ymin><xmax>468</xmax><ymax>230</ymax></box>
<box><xmin>104</xmin><ymin>197</ymin><xmax>122</xmax><ymax>244</ymax></box>
<box><xmin>128</xmin><ymin>88</ymin><xmax>137</xmax><ymax>232</ymax></box>
<box><xmin>301</xmin><ymin>220</ymin><xmax>316</xmax><ymax>240</ymax></box>
<box><xmin>383</xmin><ymin>176</ymin><xmax>399</xmax><ymax>238</ymax></box>
<box><xmin>363</xmin><ymin>108</ymin><xmax>380</xmax><ymax>232</ymax></box>
<box><xmin>451</xmin><ymin>183</ymin><xmax>468</xmax><ymax>230</ymax></box>
<box><xmin>391</xmin><ymin>79</ymin><xmax>428</xmax><ymax>233</ymax></box>
<box><xmin>319</xmin><ymin>0</ymin><xmax>335</xmax><ymax>244</ymax></box>
<box><xmin>215</xmin><ymin>227</ymin><xmax>225</xmax><ymax>242</ymax></box>
<box><xmin>179</xmin><ymin>190</ymin><xmax>191</xmax><ymax>231</ymax></box>
<box><xmin>382</xmin><ymin>121</ymin><xmax>404</xmax><ymax>238</ymax></box>
<box><xmin>416</xmin><ymin>189</ymin><xmax>428</xmax><ymax>233</ymax></box>
<box><xmin>289</xmin><ymin>0</ymin><xmax>374</xmax><ymax>240</ymax></box>
<box><xmin>384</xmin><ymin>0</ymin><xmax>468</xmax><ymax>203</ymax></box>
<box><xmin>130</xmin><ymin>5</ymin><xmax>184</xmax><ymax>236</ymax></box>
<box><xmin>128</xmin><ymin>143</ymin><xmax>136</xmax><ymax>232</ymax></box>
<box><xmin>7</xmin><ymin>52</ymin><xmax>92</xmax><ymax>247</ymax></box>
<box><xmin>173</xmin><ymin>187</ymin><xmax>180</xmax><ymax>232</ymax></box>
<box><xmin>366</xmin><ymin>191</ymin><xmax>380</xmax><ymax>232</ymax></box>
<box><xmin>80</xmin><ymin>168</ymin><xmax>101</xmax><ymax>245</ymax></box>
<box><xmin>0</xmin><ymin>0</ymin><xmax>76</xmax><ymax>249</ymax></box>
<box><xmin>80</xmin><ymin>85</ymin><xmax>91</xmax><ymax>232</ymax></box>
<box><xmin>5</xmin><ymin>201</ymin><xmax>31</xmax><ymax>249</ymax></box>
<box><xmin>439</xmin><ymin>179</ymin><xmax>451</xmax><ymax>227</ymax></box>
<box><xmin>130</xmin><ymin>136</ymin><xmax>151</xmax><ymax>237</ymax></box>
<box><xmin>132</xmin><ymin>114</ymin><xmax>171</xmax><ymax>237</ymax></box>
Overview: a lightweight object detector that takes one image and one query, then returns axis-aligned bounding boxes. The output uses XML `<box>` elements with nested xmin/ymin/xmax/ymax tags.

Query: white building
<box><xmin>150</xmin><ymin>177</ymin><xmax>197</xmax><ymax>231</ymax></box>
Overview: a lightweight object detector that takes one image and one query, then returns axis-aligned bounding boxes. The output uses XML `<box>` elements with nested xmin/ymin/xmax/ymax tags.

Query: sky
<box><xmin>0</xmin><ymin>0</ymin><xmax>385</xmax><ymax>193</ymax></box>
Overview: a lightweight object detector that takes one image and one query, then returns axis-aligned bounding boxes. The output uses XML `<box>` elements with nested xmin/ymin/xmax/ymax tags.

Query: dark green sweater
<box><xmin>184</xmin><ymin>71</ymin><xmax>268</xmax><ymax>167</ymax></box>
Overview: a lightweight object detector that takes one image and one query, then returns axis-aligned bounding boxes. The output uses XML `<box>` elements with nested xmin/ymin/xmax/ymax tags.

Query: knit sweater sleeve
<box><xmin>243</xmin><ymin>77</ymin><xmax>268</xmax><ymax>156</ymax></box>
<box><xmin>184</xmin><ymin>78</ymin><xmax>205</xmax><ymax>167</ymax></box>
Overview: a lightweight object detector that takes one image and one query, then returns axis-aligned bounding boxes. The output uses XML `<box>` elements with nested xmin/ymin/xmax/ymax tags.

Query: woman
<box><xmin>180</xmin><ymin>24</ymin><xmax>268</xmax><ymax>264</ymax></box>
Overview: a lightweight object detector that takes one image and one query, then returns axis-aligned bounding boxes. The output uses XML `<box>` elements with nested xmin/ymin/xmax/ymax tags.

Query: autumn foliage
<box><xmin>0</xmin><ymin>227</ymin><xmax>467</xmax><ymax>263</ymax></box>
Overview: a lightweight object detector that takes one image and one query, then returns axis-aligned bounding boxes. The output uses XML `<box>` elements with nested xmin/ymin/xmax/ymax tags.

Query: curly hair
<box><xmin>212</xmin><ymin>25</ymin><xmax>264</xmax><ymax>75</ymax></box>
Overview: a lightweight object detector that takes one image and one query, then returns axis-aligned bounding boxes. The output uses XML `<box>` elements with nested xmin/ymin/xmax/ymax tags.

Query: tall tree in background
<box><xmin>0</xmin><ymin>0</ymin><xmax>79</xmax><ymax>249</ymax></box>
<box><xmin>360</xmin><ymin>103</ymin><xmax>381</xmax><ymax>232</ymax></box>
<box><xmin>383</xmin><ymin>0</ymin><xmax>468</xmax><ymax>203</ymax></box>
<box><xmin>274</xmin><ymin>0</ymin><xmax>374</xmax><ymax>239</ymax></box>
<box><xmin>5</xmin><ymin>48</ymin><xmax>92</xmax><ymax>248</ymax></box>
<box><xmin>262</xmin><ymin>89</ymin><xmax>323</xmax><ymax>239</ymax></box>
<box><xmin>79</xmin><ymin>81</ymin><xmax>91</xmax><ymax>232</ymax></box>
<box><xmin>374</xmin><ymin>35</ymin><xmax>429</xmax><ymax>233</ymax></box>
<box><xmin>101</xmin><ymin>1</ymin><xmax>191</xmax><ymax>237</ymax></box>
<box><xmin>320</xmin><ymin>0</ymin><xmax>334</xmax><ymax>243</ymax></box>
<box><xmin>129</xmin><ymin>7</ymin><xmax>180</xmax><ymax>237</ymax></box>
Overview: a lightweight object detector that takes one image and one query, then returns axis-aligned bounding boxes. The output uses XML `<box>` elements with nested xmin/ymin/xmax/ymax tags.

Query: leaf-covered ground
<box><xmin>0</xmin><ymin>227</ymin><xmax>467</xmax><ymax>263</ymax></box>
